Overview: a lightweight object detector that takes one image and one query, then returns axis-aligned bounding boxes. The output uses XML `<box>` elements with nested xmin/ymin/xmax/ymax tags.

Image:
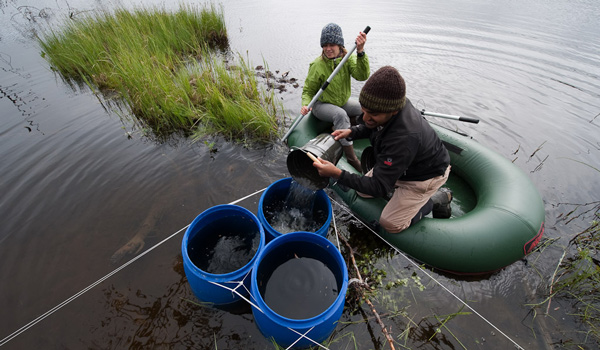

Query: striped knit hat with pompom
<box><xmin>359</xmin><ymin>66</ymin><xmax>406</xmax><ymax>112</ymax></box>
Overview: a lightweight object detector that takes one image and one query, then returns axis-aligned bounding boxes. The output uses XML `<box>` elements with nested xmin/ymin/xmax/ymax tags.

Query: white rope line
<box><xmin>207</xmin><ymin>279</ymin><xmax>329</xmax><ymax>350</ymax></box>
<box><xmin>329</xmin><ymin>197</ymin><xmax>525</xmax><ymax>350</ymax></box>
<box><xmin>0</xmin><ymin>225</ymin><xmax>189</xmax><ymax>347</ymax></box>
<box><xmin>285</xmin><ymin>326</ymin><xmax>323</xmax><ymax>350</ymax></box>
<box><xmin>206</xmin><ymin>271</ymin><xmax>263</xmax><ymax>312</ymax></box>
<box><xmin>0</xmin><ymin>187</ymin><xmax>267</xmax><ymax>347</ymax></box>
<box><xmin>1</xmin><ymin>185</ymin><xmax>524</xmax><ymax>350</ymax></box>
<box><xmin>331</xmin><ymin>207</ymin><xmax>341</xmax><ymax>252</ymax></box>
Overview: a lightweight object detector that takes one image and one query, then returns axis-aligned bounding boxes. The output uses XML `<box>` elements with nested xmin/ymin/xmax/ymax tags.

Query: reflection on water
<box><xmin>1</xmin><ymin>0</ymin><xmax>599</xmax><ymax>348</ymax></box>
<box><xmin>95</xmin><ymin>257</ymin><xmax>262</xmax><ymax>349</ymax></box>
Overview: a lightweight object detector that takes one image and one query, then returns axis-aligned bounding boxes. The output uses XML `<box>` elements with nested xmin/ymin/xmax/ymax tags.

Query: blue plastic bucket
<box><xmin>257</xmin><ymin>177</ymin><xmax>332</xmax><ymax>241</ymax></box>
<box><xmin>182</xmin><ymin>204</ymin><xmax>264</xmax><ymax>306</ymax></box>
<box><xmin>250</xmin><ymin>232</ymin><xmax>348</xmax><ymax>348</ymax></box>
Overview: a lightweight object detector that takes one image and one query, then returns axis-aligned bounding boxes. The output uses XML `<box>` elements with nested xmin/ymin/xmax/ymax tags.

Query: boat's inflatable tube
<box><xmin>286</xmin><ymin>113</ymin><xmax>545</xmax><ymax>275</ymax></box>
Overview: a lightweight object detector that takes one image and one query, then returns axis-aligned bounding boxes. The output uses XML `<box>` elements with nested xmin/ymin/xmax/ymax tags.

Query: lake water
<box><xmin>1</xmin><ymin>0</ymin><xmax>599</xmax><ymax>349</ymax></box>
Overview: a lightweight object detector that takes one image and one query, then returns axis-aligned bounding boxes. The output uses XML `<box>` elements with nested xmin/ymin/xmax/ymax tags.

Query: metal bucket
<box><xmin>286</xmin><ymin>133</ymin><xmax>342</xmax><ymax>190</ymax></box>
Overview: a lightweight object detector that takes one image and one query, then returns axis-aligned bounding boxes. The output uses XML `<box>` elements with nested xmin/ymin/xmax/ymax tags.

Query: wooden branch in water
<box><xmin>339</xmin><ymin>233</ymin><xmax>362</xmax><ymax>281</ymax></box>
<box><xmin>364</xmin><ymin>297</ymin><xmax>396</xmax><ymax>349</ymax></box>
<box><xmin>529</xmin><ymin>141</ymin><xmax>547</xmax><ymax>159</ymax></box>
<box><xmin>337</xmin><ymin>232</ymin><xmax>396</xmax><ymax>350</ymax></box>
<box><xmin>512</xmin><ymin>144</ymin><xmax>520</xmax><ymax>155</ymax></box>
<box><xmin>546</xmin><ymin>250</ymin><xmax>567</xmax><ymax>315</ymax></box>
<box><xmin>532</xmin><ymin>155</ymin><xmax>548</xmax><ymax>173</ymax></box>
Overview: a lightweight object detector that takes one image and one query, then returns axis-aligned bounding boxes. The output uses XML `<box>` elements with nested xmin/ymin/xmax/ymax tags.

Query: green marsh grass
<box><xmin>183</xmin><ymin>54</ymin><xmax>280</xmax><ymax>141</ymax></box>
<box><xmin>528</xmin><ymin>201</ymin><xmax>600</xmax><ymax>346</ymax></box>
<box><xmin>555</xmin><ymin>207</ymin><xmax>600</xmax><ymax>343</ymax></box>
<box><xmin>38</xmin><ymin>4</ymin><xmax>281</xmax><ymax>142</ymax></box>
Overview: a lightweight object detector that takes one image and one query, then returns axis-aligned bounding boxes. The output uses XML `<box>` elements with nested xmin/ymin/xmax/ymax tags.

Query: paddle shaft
<box><xmin>421</xmin><ymin>110</ymin><xmax>479</xmax><ymax>124</ymax></box>
<box><xmin>281</xmin><ymin>26</ymin><xmax>371</xmax><ymax>143</ymax></box>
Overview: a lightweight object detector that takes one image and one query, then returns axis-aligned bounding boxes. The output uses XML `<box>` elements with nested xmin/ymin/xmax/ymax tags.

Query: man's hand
<box><xmin>313</xmin><ymin>158</ymin><xmax>342</xmax><ymax>179</ymax></box>
<box><xmin>331</xmin><ymin>129</ymin><xmax>351</xmax><ymax>141</ymax></box>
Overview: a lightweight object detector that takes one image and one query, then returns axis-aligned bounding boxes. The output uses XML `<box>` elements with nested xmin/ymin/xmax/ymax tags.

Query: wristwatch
<box><xmin>357</xmin><ymin>51</ymin><xmax>365</xmax><ymax>58</ymax></box>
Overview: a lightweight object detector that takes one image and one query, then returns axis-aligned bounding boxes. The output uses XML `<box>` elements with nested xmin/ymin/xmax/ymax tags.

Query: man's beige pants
<box><xmin>358</xmin><ymin>165</ymin><xmax>451</xmax><ymax>233</ymax></box>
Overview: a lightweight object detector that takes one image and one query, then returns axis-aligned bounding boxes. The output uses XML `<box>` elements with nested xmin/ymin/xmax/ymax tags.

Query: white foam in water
<box><xmin>292</xmin><ymin>175</ymin><xmax>317</xmax><ymax>191</ymax></box>
<box><xmin>188</xmin><ymin>215</ymin><xmax>260</xmax><ymax>274</ymax></box>
<box><xmin>204</xmin><ymin>234</ymin><xmax>257</xmax><ymax>274</ymax></box>
<box><xmin>268</xmin><ymin>180</ymin><xmax>322</xmax><ymax>234</ymax></box>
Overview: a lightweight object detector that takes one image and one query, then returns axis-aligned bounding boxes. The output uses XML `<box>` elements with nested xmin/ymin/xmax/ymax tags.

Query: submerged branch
<box><xmin>546</xmin><ymin>250</ymin><xmax>567</xmax><ymax>315</ymax></box>
<box><xmin>336</xmin><ymin>231</ymin><xmax>396</xmax><ymax>350</ymax></box>
<box><xmin>529</xmin><ymin>141</ymin><xmax>546</xmax><ymax>159</ymax></box>
<box><xmin>532</xmin><ymin>155</ymin><xmax>549</xmax><ymax>173</ymax></box>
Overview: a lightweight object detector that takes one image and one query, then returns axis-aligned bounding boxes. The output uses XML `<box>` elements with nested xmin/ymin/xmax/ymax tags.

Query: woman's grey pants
<box><xmin>312</xmin><ymin>99</ymin><xmax>361</xmax><ymax>146</ymax></box>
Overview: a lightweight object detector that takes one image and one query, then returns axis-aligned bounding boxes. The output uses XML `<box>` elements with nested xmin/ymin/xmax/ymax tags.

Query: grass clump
<box><xmin>181</xmin><ymin>54</ymin><xmax>280</xmax><ymax>142</ymax></box>
<box><xmin>555</xmin><ymin>206</ymin><xmax>600</xmax><ymax>343</ymax></box>
<box><xmin>530</xmin><ymin>202</ymin><xmax>600</xmax><ymax>346</ymax></box>
<box><xmin>38</xmin><ymin>4</ymin><xmax>281</xmax><ymax>142</ymax></box>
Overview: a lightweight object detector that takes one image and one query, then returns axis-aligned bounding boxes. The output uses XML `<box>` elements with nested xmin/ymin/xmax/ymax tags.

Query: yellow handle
<box><xmin>306</xmin><ymin>152</ymin><xmax>321</xmax><ymax>163</ymax></box>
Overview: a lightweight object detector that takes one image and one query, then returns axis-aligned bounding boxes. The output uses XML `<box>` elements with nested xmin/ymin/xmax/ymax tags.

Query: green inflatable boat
<box><xmin>285</xmin><ymin>112</ymin><xmax>545</xmax><ymax>275</ymax></box>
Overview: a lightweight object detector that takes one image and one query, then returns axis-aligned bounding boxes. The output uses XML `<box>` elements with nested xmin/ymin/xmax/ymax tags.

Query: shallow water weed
<box><xmin>529</xmin><ymin>202</ymin><xmax>600</xmax><ymax>346</ymax></box>
<box><xmin>556</xmin><ymin>210</ymin><xmax>600</xmax><ymax>343</ymax></box>
<box><xmin>37</xmin><ymin>4</ymin><xmax>280</xmax><ymax>142</ymax></box>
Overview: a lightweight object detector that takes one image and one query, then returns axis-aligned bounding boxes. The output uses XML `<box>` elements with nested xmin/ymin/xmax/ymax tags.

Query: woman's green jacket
<box><xmin>301</xmin><ymin>53</ymin><xmax>370</xmax><ymax>107</ymax></box>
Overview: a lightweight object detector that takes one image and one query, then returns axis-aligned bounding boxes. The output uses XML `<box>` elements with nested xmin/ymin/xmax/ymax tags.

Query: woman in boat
<box><xmin>313</xmin><ymin>66</ymin><xmax>453</xmax><ymax>233</ymax></box>
<box><xmin>301</xmin><ymin>23</ymin><xmax>369</xmax><ymax>173</ymax></box>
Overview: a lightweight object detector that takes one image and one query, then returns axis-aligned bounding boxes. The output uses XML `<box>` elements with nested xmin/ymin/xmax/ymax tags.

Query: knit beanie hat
<box><xmin>320</xmin><ymin>23</ymin><xmax>344</xmax><ymax>47</ymax></box>
<box><xmin>359</xmin><ymin>66</ymin><xmax>406</xmax><ymax>112</ymax></box>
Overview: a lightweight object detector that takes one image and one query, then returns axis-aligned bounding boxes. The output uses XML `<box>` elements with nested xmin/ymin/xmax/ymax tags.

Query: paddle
<box><xmin>281</xmin><ymin>26</ymin><xmax>372</xmax><ymax>143</ymax></box>
<box><xmin>421</xmin><ymin>110</ymin><xmax>480</xmax><ymax>124</ymax></box>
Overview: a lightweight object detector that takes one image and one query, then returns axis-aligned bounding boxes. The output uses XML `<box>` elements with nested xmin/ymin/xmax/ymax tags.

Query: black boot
<box><xmin>411</xmin><ymin>199</ymin><xmax>433</xmax><ymax>226</ymax></box>
<box><xmin>431</xmin><ymin>187</ymin><xmax>453</xmax><ymax>218</ymax></box>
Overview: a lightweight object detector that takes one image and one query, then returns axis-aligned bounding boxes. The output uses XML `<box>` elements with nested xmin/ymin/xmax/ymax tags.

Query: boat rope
<box><xmin>207</xmin><ymin>278</ymin><xmax>329</xmax><ymax>350</ymax></box>
<box><xmin>0</xmin><ymin>187</ymin><xmax>267</xmax><ymax>348</ymax></box>
<box><xmin>331</xmin><ymin>207</ymin><xmax>342</xmax><ymax>252</ymax></box>
<box><xmin>207</xmin><ymin>271</ymin><xmax>260</xmax><ymax>310</ymax></box>
<box><xmin>285</xmin><ymin>326</ymin><xmax>322</xmax><ymax>350</ymax></box>
<box><xmin>329</xmin><ymin>197</ymin><xmax>525</xmax><ymax>350</ymax></box>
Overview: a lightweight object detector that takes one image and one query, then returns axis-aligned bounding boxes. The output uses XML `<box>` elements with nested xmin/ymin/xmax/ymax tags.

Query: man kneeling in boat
<box><xmin>313</xmin><ymin>65</ymin><xmax>453</xmax><ymax>233</ymax></box>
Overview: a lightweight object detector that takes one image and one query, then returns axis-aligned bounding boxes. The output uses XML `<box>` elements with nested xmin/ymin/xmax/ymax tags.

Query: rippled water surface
<box><xmin>1</xmin><ymin>0</ymin><xmax>598</xmax><ymax>348</ymax></box>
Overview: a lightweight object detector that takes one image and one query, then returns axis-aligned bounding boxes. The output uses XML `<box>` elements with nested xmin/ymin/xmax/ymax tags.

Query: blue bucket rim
<box><xmin>258</xmin><ymin>177</ymin><xmax>332</xmax><ymax>238</ymax></box>
<box><xmin>182</xmin><ymin>204</ymin><xmax>265</xmax><ymax>280</ymax></box>
<box><xmin>251</xmin><ymin>231</ymin><xmax>348</xmax><ymax>325</ymax></box>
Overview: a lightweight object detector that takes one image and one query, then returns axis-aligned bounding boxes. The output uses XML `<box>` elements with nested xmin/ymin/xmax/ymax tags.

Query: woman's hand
<box><xmin>313</xmin><ymin>158</ymin><xmax>342</xmax><ymax>179</ymax></box>
<box><xmin>300</xmin><ymin>106</ymin><xmax>311</xmax><ymax>115</ymax></box>
<box><xmin>356</xmin><ymin>31</ymin><xmax>367</xmax><ymax>53</ymax></box>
